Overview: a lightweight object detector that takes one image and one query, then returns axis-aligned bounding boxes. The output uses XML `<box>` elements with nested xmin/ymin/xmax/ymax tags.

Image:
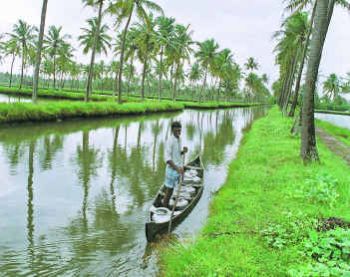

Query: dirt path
<box><xmin>317</xmin><ymin>127</ymin><xmax>350</xmax><ymax>165</ymax></box>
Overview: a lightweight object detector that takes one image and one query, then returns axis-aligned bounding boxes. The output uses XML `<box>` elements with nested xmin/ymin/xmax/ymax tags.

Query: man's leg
<box><xmin>162</xmin><ymin>187</ymin><xmax>174</xmax><ymax>208</ymax></box>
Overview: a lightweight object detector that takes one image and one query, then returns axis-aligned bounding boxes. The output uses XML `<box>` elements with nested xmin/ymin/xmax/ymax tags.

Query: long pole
<box><xmin>168</xmin><ymin>154</ymin><xmax>185</xmax><ymax>233</ymax></box>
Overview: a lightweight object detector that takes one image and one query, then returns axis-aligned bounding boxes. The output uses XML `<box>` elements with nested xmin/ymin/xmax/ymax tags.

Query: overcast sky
<box><xmin>1</xmin><ymin>0</ymin><xmax>350</xmax><ymax>85</ymax></box>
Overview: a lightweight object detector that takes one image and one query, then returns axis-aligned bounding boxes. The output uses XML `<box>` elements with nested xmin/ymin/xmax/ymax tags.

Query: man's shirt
<box><xmin>165</xmin><ymin>134</ymin><xmax>183</xmax><ymax>169</ymax></box>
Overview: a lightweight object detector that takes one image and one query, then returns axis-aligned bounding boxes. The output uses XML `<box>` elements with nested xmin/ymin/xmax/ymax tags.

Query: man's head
<box><xmin>171</xmin><ymin>121</ymin><xmax>182</xmax><ymax>138</ymax></box>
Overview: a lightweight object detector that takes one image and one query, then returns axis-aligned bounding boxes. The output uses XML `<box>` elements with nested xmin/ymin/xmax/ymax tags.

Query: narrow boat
<box><xmin>145</xmin><ymin>156</ymin><xmax>204</xmax><ymax>242</ymax></box>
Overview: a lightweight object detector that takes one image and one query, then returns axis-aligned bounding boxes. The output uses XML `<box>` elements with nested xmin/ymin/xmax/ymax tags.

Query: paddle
<box><xmin>168</xmin><ymin>153</ymin><xmax>186</xmax><ymax>234</ymax></box>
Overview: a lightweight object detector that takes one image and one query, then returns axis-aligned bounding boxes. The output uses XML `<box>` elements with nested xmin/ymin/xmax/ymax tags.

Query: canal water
<box><xmin>0</xmin><ymin>108</ymin><xmax>265</xmax><ymax>276</ymax></box>
<box><xmin>0</xmin><ymin>93</ymin><xmax>32</xmax><ymax>103</ymax></box>
<box><xmin>316</xmin><ymin>113</ymin><xmax>350</xmax><ymax>130</ymax></box>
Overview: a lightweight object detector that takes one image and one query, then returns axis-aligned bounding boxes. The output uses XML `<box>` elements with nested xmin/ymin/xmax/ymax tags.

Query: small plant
<box><xmin>261</xmin><ymin>213</ymin><xmax>317</xmax><ymax>249</ymax></box>
<box><xmin>288</xmin><ymin>228</ymin><xmax>350</xmax><ymax>276</ymax></box>
<box><xmin>294</xmin><ymin>174</ymin><xmax>339</xmax><ymax>207</ymax></box>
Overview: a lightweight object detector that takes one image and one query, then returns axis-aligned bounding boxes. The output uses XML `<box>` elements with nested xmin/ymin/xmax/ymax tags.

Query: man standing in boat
<box><xmin>163</xmin><ymin>121</ymin><xmax>188</xmax><ymax>208</ymax></box>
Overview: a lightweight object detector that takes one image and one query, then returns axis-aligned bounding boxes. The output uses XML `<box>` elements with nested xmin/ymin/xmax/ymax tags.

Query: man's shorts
<box><xmin>164</xmin><ymin>167</ymin><xmax>180</xmax><ymax>189</ymax></box>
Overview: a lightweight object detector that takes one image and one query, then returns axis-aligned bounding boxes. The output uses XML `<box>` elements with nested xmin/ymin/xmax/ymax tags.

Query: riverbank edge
<box><xmin>0</xmin><ymin>86</ymin><xmax>113</xmax><ymax>102</ymax></box>
<box><xmin>160</xmin><ymin>108</ymin><xmax>350</xmax><ymax>276</ymax></box>
<box><xmin>0</xmin><ymin>86</ymin><xmax>260</xmax><ymax>109</ymax></box>
<box><xmin>316</xmin><ymin>109</ymin><xmax>350</xmax><ymax>116</ymax></box>
<box><xmin>317</xmin><ymin>119</ymin><xmax>350</xmax><ymax>147</ymax></box>
<box><xmin>0</xmin><ymin>101</ymin><xmax>184</xmax><ymax>124</ymax></box>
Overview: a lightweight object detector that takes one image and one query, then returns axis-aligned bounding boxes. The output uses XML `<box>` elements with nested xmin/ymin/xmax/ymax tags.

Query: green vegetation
<box><xmin>317</xmin><ymin>120</ymin><xmax>350</xmax><ymax>147</ymax></box>
<box><xmin>161</xmin><ymin>108</ymin><xmax>350</xmax><ymax>275</ymax></box>
<box><xmin>316</xmin><ymin>109</ymin><xmax>350</xmax><ymax>116</ymax></box>
<box><xmin>0</xmin><ymin>85</ymin><xmax>111</xmax><ymax>101</ymax></box>
<box><xmin>0</xmin><ymin>1</ymin><xmax>271</xmax><ymax>104</ymax></box>
<box><xmin>182</xmin><ymin>102</ymin><xmax>259</xmax><ymax>109</ymax></box>
<box><xmin>0</xmin><ymin>101</ymin><xmax>183</xmax><ymax>124</ymax></box>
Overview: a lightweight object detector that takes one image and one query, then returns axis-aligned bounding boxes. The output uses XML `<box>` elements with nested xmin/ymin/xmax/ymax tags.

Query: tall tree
<box><xmin>33</xmin><ymin>0</ymin><xmax>49</xmax><ymax>102</ymax></box>
<box><xmin>82</xmin><ymin>0</ymin><xmax>106</xmax><ymax>102</ymax></box>
<box><xmin>108</xmin><ymin>0</ymin><xmax>163</xmax><ymax>103</ymax></box>
<box><xmin>155</xmin><ymin>16</ymin><xmax>175</xmax><ymax>100</ymax></box>
<box><xmin>2</xmin><ymin>39</ymin><xmax>20</xmax><ymax>87</ymax></box>
<box><xmin>195</xmin><ymin>39</ymin><xmax>219</xmax><ymax>102</ymax></box>
<box><xmin>323</xmin><ymin>73</ymin><xmax>340</xmax><ymax>100</ymax></box>
<box><xmin>301</xmin><ymin>0</ymin><xmax>336</xmax><ymax>162</ymax></box>
<box><xmin>170</xmin><ymin>24</ymin><xmax>193</xmax><ymax>100</ymax></box>
<box><xmin>6</xmin><ymin>20</ymin><xmax>36</xmax><ymax>89</ymax></box>
<box><xmin>44</xmin><ymin>26</ymin><xmax>70</xmax><ymax>89</ymax></box>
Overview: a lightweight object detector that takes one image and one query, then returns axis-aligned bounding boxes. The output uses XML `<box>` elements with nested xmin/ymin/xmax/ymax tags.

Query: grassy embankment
<box><xmin>317</xmin><ymin>120</ymin><xmax>350</xmax><ymax>147</ymax></box>
<box><xmin>315</xmin><ymin>109</ymin><xmax>350</xmax><ymax>116</ymax></box>
<box><xmin>161</xmin><ymin>108</ymin><xmax>350</xmax><ymax>276</ymax></box>
<box><xmin>0</xmin><ymin>101</ymin><xmax>184</xmax><ymax>124</ymax></box>
<box><xmin>0</xmin><ymin>85</ymin><xmax>260</xmax><ymax>109</ymax></box>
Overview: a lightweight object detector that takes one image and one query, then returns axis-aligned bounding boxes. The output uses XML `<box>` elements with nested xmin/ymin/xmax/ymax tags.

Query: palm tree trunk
<box><xmin>158</xmin><ymin>47</ymin><xmax>164</xmax><ymax>100</ymax></box>
<box><xmin>289</xmin><ymin>1</ymin><xmax>317</xmax><ymax>117</ymax></box>
<box><xmin>127</xmin><ymin>55</ymin><xmax>134</xmax><ymax>96</ymax></box>
<box><xmin>301</xmin><ymin>0</ymin><xmax>335</xmax><ymax>163</ymax></box>
<box><xmin>19</xmin><ymin>44</ymin><xmax>25</xmax><ymax>89</ymax></box>
<box><xmin>199</xmin><ymin>66</ymin><xmax>208</xmax><ymax>102</ymax></box>
<box><xmin>172</xmin><ymin>65</ymin><xmax>179</xmax><ymax>101</ymax></box>
<box><xmin>9</xmin><ymin>54</ymin><xmax>15</xmax><ymax>88</ymax></box>
<box><xmin>141</xmin><ymin>55</ymin><xmax>149</xmax><ymax>101</ymax></box>
<box><xmin>53</xmin><ymin>56</ymin><xmax>57</xmax><ymax>90</ymax></box>
<box><xmin>283</xmin><ymin>51</ymin><xmax>299</xmax><ymax>114</ymax></box>
<box><xmin>86</xmin><ymin>0</ymin><xmax>104</xmax><ymax>102</ymax></box>
<box><xmin>117</xmin><ymin>6</ymin><xmax>134</xmax><ymax>104</ymax></box>
<box><xmin>32</xmin><ymin>0</ymin><xmax>48</xmax><ymax>103</ymax></box>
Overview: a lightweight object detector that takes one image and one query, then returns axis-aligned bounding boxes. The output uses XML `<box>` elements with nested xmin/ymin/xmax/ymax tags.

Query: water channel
<box><xmin>0</xmin><ymin>108</ymin><xmax>265</xmax><ymax>276</ymax></box>
<box><xmin>316</xmin><ymin>113</ymin><xmax>350</xmax><ymax>130</ymax></box>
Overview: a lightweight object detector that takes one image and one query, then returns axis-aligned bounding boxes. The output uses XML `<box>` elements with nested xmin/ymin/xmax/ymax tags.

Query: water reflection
<box><xmin>0</xmin><ymin>108</ymin><xmax>265</xmax><ymax>276</ymax></box>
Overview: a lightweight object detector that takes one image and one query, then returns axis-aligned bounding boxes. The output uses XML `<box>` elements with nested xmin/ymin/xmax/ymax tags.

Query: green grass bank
<box><xmin>316</xmin><ymin>109</ymin><xmax>350</xmax><ymax>116</ymax></box>
<box><xmin>0</xmin><ymin>101</ymin><xmax>184</xmax><ymax>124</ymax></box>
<box><xmin>317</xmin><ymin>120</ymin><xmax>350</xmax><ymax>147</ymax></box>
<box><xmin>182</xmin><ymin>102</ymin><xmax>260</xmax><ymax>109</ymax></box>
<box><xmin>0</xmin><ymin>86</ymin><xmax>113</xmax><ymax>102</ymax></box>
<box><xmin>161</xmin><ymin>108</ymin><xmax>350</xmax><ymax>276</ymax></box>
<box><xmin>0</xmin><ymin>86</ymin><xmax>261</xmax><ymax>109</ymax></box>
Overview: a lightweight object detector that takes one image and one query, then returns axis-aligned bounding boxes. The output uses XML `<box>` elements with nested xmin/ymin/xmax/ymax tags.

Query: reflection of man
<box><xmin>162</xmin><ymin>121</ymin><xmax>188</xmax><ymax>208</ymax></box>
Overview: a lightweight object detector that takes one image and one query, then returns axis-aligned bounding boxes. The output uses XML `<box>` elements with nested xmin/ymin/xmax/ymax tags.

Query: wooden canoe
<box><xmin>145</xmin><ymin>156</ymin><xmax>204</xmax><ymax>242</ymax></box>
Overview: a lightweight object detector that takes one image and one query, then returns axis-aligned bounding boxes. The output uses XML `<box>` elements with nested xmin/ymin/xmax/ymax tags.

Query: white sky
<box><xmin>1</xmin><ymin>0</ymin><xmax>350</xmax><ymax>86</ymax></box>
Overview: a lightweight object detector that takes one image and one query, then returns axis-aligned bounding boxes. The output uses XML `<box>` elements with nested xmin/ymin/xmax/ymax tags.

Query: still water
<box><xmin>316</xmin><ymin>113</ymin><xmax>350</xmax><ymax>130</ymax></box>
<box><xmin>0</xmin><ymin>108</ymin><xmax>265</xmax><ymax>276</ymax></box>
<box><xmin>0</xmin><ymin>93</ymin><xmax>32</xmax><ymax>103</ymax></box>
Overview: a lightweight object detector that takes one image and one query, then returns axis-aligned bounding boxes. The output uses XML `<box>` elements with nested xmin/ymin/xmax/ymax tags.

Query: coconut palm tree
<box><xmin>212</xmin><ymin>48</ymin><xmax>234</xmax><ymax>101</ymax></box>
<box><xmin>274</xmin><ymin>12</ymin><xmax>309</xmax><ymax>114</ymax></box>
<box><xmin>155</xmin><ymin>16</ymin><xmax>176</xmax><ymax>100</ymax></box>
<box><xmin>32</xmin><ymin>0</ymin><xmax>49</xmax><ymax>102</ymax></box>
<box><xmin>82</xmin><ymin>0</ymin><xmax>106</xmax><ymax>102</ymax></box>
<box><xmin>6</xmin><ymin>20</ymin><xmax>36</xmax><ymax>89</ymax></box>
<box><xmin>108</xmin><ymin>0</ymin><xmax>163</xmax><ymax>103</ymax></box>
<box><xmin>2</xmin><ymin>39</ymin><xmax>20</xmax><ymax>87</ymax></box>
<box><xmin>323</xmin><ymin>73</ymin><xmax>340</xmax><ymax>100</ymax></box>
<box><xmin>44</xmin><ymin>26</ymin><xmax>71</xmax><ymax>89</ymax></box>
<box><xmin>195</xmin><ymin>39</ymin><xmax>219</xmax><ymax>102</ymax></box>
<box><xmin>170</xmin><ymin>24</ymin><xmax>194</xmax><ymax>100</ymax></box>
<box><xmin>244</xmin><ymin>57</ymin><xmax>259</xmax><ymax>72</ymax></box>
<box><xmin>79</xmin><ymin>17</ymin><xmax>111</xmax><ymax>97</ymax></box>
<box><xmin>285</xmin><ymin>0</ymin><xmax>350</xmax><ymax>117</ymax></box>
<box><xmin>131</xmin><ymin>16</ymin><xmax>158</xmax><ymax>100</ymax></box>
<box><xmin>188</xmin><ymin>63</ymin><xmax>203</xmax><ymax>100</ymax></box>
<box><xmin>301</xmin><ymin>0</ymin><xmax>336</xmax><ymax>163</ymax></box>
